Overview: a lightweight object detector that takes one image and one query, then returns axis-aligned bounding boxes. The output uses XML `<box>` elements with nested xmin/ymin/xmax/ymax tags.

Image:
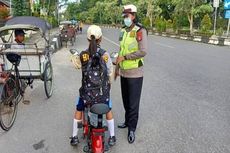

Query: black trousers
<box><xmin>120</xmin><ymin>76</ymin><xmax>143</xmax><ymax>132</ymax></box>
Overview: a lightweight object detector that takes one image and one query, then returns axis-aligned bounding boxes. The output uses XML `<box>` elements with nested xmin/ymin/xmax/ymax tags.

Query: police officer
<box><xmin>115</xmin><ymin>4</ymin><xmax>148</xmax><ymax>144</ymax></box>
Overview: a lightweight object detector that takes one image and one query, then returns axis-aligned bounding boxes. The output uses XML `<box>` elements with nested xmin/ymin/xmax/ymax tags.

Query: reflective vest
<box><xmin>119</xmin><ymin>25</ymin><xmax>144</xmax><ymax>70</ymax></box>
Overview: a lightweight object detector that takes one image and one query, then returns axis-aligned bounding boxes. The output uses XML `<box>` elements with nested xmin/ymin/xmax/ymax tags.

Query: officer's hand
<box><xmin>114</xmin><ymin>66</ymin><xmax>120</xmax><ymax>81</ymax></box>
<box><xmin>116</xmin><ymin>56</ymin><xmax>125</xmax><ymax>64</ymax></box>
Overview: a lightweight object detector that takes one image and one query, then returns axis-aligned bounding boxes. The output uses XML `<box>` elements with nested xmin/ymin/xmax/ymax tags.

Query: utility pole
<box><xmin>10</xmin><ymin>0</ymin><xmax>12</xmax><ymax>16</ymax></box>
<box><xmin>227</xmin><ymin>19</ymin><xmax>230</xmax><ymax>37</ymax></box>
<box><xmin>213</xmin><ymin>0</ymin><xmax>219</xmax><ymax>35</ymax></box>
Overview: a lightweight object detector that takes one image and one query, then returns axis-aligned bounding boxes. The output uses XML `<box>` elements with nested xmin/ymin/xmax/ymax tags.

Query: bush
<box><xmin>178</xmin><ymin>29</ymin><xmax>191</xmax><ymax>35</ymax></box>
<box><xmin>172</xmin><ymin>17</ymin><xmax>179</xmax><ymax>32</ymax></box>
<box><xmin>200</xmin><ymin>14</ymin><xmax>212</xmax><ymax>34</ymax></box>
<box><xmin>143</xmin><ymin>17</ymin><xmax>150</xmax><ymax>28</ymax></box>
<box><xmin>194</xmin><ymin>31</ymin><xmax>213</xmax><ymax>37</ymax></box>
<box><xmin>216</xmin><ymin>27</ymin><xmax>224</xmax><ymax>36</ymax></box>
<box><xmin>166</xmin><ymin>19</ymin><xmax>173</xmax><ymax>29</ymax></box>
<box><xmin>155</xmin><ymin>17</ymin><xmax>166</xmax><ymax>33</ymax></box>
<box><xmin>217</xmin><ymin>18</ymin><xmax>228</xmax><ymax>30</ymax></box>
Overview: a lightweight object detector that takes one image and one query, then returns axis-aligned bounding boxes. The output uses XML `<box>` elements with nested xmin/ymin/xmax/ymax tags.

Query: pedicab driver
<box><xmin>115</xmin><ymin>4</ymin><xmax>148</xmax><ymax>144</ymax></box>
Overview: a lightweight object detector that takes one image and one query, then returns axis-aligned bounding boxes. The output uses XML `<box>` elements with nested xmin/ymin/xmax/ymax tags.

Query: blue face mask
<box><xmin>124</xmin><ymin>17</ymin><xmax>133</xmax><ymax>27</ymax></box>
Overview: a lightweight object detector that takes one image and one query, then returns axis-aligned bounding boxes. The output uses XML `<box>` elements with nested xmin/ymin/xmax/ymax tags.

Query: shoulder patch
<box><xmin>136</xmin><ymin>30</ymin><xmax>143</xmax><ymax>41</ymax></box>
<box><xmin>80</xmin><ymin>51</ymin><xmax>90</xmax><ymax>64</ymax></box>
<box><xmin>102</xmin><ymin>54</ymin><xmax>109</xmax><ymax>63</ymax></box>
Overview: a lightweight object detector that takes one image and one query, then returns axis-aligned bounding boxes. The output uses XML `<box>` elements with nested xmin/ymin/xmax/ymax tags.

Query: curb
<box><xmin>150</xmin><ymin>32</ymin><xmax>230</xmax><ymax>46</ymax></box>
<box><xmin>100</xmin><ymin>25</ymin><xmax>230</xmax><ymax>46</ymax></box>
<box><xmin>50</xmin><ymin>34</ymin><xmax>62</xmax><ymax>53</ymax></box>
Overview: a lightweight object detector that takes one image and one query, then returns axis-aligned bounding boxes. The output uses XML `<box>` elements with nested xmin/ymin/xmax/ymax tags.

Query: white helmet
<box><xmin>87</xmin><ymin>25</ymin><xmax>102</xmax><ymax>40</ymax></box>
<box><xmin>123</xmin><ymin>4</ymin><xmax>137</xmax><ymax>14</ymax></box>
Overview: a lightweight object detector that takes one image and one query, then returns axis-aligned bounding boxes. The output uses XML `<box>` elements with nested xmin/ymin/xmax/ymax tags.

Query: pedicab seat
<box><xmin>6</xmin><ymin>52</ymin><xmax>21</xmax><ymax>66</ymax></box>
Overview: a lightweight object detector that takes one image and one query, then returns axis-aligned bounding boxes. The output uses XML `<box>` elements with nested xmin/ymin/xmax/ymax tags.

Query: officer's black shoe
<box><xmin>70</xmin><ymin>136</ymin><xmax>79</xmax><ymax>146</ymax></box>
<box><xmin>128</xmin><ymin>131</ymin><xmax>135</xmax><ymax>144</ymax></box>
<box><xmin>117</xmin><ymin>123</ymin><xmax>127</xmax><ymax>129</ymax></box>
<box><xmin>108</xmin><ymin>136</ymin><xmax>116</xmax><ymax>146</ymax></box>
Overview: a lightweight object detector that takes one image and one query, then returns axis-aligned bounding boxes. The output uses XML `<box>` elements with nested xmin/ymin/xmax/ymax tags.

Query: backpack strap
<box><xmin>97</xmin><ymin>48</ymin><xmax>106</xmax><ymax>57</ymax></box>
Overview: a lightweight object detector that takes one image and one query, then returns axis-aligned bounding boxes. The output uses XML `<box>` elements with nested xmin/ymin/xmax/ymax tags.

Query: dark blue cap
<box><xmin>15</xmin><ymin>29</ymin><xmax>26</xmax><ymax>36</ymax></box>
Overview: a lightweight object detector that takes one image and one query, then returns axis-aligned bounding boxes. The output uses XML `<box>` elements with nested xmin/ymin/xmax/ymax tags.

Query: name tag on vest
<box><xmin>130</xmin><ymin>31</ymin><xmax>136</xmax><ymax>37</ymax></box>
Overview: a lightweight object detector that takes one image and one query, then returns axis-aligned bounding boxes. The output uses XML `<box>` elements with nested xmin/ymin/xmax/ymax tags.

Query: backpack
<box><xmin>80</xmin><ymin>49</ymin><xmax>110</xmax><ymax>105</ymax></box>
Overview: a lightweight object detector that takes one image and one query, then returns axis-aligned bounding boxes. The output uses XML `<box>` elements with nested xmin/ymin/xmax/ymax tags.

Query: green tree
<box><xmin>200</xmin><ymin>14</ymin><xmax>212</xmax><ymax>33</ymax></box>
<box><xmin>172</xmin><ymin>0</ymin><xmax>212</xmax><ymax>34</ymax></box>
<box><xmin>137</xmin><ymin>0</ymin><xmax>162</xmax><ymax>28</ymax></box>
<box><xmin>13</xmin><ymin>0</ymin><xmax>31</xmax><ymax>16</ymax></box>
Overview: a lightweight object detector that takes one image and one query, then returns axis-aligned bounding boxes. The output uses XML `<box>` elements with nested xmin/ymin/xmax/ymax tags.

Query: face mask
<box><xmin>124</xmin><ymin>17</ymin><xmax>132</xmax><ymax>27</ymax></box>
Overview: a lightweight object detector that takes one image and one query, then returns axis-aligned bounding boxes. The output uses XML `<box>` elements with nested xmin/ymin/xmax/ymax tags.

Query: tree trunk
<box><xmin>149</xmin><ymin>13</ymin><xmax>153</xmax><ymax>28</ymax></box>
<box><xmin>188</xmin><ymin>14</ymin><xmax>193</xmax><ymax>35</ymax></box>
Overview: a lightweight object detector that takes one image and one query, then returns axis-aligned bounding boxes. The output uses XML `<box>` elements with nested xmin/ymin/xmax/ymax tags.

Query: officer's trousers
<box><xmin>120</xmin><ymin>76</ymin><xmax>143</xmax><ymax>132</ymax></box>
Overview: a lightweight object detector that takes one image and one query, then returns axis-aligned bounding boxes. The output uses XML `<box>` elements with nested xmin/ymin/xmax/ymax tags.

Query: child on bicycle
<box><xmin>70</xmin><ymin>25</ymin><xmax>116</xmax><ymax>146</ymax></box>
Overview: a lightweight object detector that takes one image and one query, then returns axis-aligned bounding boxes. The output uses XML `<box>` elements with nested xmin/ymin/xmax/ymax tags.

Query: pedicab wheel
<box><xmin>44</xmin><ymin>61</ymin><xmax>53</xmax><ymax>98</ymax></box>
<box><xmin>0</xmin><ymin>76</ymin><xmax>18</xmax><ymax>131</ymax></box>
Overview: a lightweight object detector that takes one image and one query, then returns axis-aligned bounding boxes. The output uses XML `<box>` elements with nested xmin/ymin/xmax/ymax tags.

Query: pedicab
<box><xmin>0</xmin><ymin>16</ymin><xmax>53</xmax><ymax>131</ymax></box>
<box><xmin>59</xmin><ymin>21</ymin><xmax>76</xmax><ymax>47</ymax></box>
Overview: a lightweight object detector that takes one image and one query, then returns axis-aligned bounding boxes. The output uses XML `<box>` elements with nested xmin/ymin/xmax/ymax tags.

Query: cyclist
<box><xmin>70</xmin><ymin>25</ymin><xmax>116</xmax><ymax>146</ymax></box>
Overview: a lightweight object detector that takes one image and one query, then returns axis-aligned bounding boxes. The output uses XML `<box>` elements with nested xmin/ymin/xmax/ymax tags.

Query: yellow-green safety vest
<box><xmin>119</xmin><ymin>25</ymin><xmax>144</xmax><ymax>70</ymax></box>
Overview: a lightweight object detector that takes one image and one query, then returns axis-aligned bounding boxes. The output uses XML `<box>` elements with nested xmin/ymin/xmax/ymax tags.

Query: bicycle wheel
<box><xmin>0</xmin><ymin>76</ymin><xmax>18</xmax><ymax>131</ymax></box>
<box><xmin>44</xmin><ymin>61</ymin><xmax>53</xmax><ymax>98</ymax></box>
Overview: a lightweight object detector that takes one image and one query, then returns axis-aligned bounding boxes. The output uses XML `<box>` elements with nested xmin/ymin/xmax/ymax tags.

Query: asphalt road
<box><xmin>0</xmin><ymin>26</ymin><xmax>230</xmax><ymax>153</ymax></box>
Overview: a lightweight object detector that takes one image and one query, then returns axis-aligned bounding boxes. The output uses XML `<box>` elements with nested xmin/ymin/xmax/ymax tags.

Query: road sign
<box><xmin>214</xmin><ymin>0</ymin><xmax>220</xmax><ymax>7</ymax></box>
<box><xmin>225</xmin><ymin>10</ymin><xmax>230</xmax><ymax>18</ymax></box>
<box><xmin>224</xmin><ymin>0</ymin><xmax>230</xmax><ymax>9</ymax></box>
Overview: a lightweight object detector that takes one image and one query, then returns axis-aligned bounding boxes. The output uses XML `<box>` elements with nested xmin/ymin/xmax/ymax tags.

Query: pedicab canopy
<box><xmin>0</xmin><ymin>16</ymin><xmax>51</xmax><ymax>36</ymax></box>
<box><xmin>60</xmin><ymin>21</ymin><xmax>72</xmax><ymax>25</ymax></box>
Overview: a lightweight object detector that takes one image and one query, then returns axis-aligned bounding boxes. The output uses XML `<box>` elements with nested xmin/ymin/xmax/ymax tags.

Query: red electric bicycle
<box><xmin>82</xmin><ymin>103</ymin><xmax>110</xmax><ymax>153</ymax></box>
<box><xmin>69</xmin><ymin>49</ymin><xmax>110</xmax><ymax>153</ymax></box>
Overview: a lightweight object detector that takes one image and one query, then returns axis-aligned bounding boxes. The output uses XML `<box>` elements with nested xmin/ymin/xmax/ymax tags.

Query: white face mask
<box><xmin>124</xmin><ymin>17</ymin><xmax>133</xmax><ymax>27</ymax></box>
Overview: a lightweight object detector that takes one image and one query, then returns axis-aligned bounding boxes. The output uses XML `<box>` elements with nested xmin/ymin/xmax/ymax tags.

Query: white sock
<box><xmin>72</xmin><ymin>119</ymin><xmax>81</xmax><ymax>137</ymax></box>
<box><xmin>107</xmin><ymin>119</ymin><xmax>115</xmax><ymax>137</ymax></box>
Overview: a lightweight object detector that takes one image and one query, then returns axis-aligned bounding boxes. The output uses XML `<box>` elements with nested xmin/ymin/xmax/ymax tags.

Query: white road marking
<box><xmin>104</xmin><ymin>34</ymin><xmax>175</xmax><ymax>49</ymax></box>
<box><xmin>155</xmin><ymin>42</ymin><xmax>175</xmax><ymax>49</ymax></box>
<box><xmin>103</xmin><ymin>36</ymin><xmax>120</xmax><ymax>47</ymax></box>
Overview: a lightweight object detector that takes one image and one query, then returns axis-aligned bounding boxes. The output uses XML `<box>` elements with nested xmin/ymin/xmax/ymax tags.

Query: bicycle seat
<box><xmin>6</xmin><ymin>52</ymin><xmax>21</xmax><ymax>66</ymax></box>
<box><xmin>90</xmin><ymin>103</ymin><xmax>110</xmax><ymax>115</ymax></box>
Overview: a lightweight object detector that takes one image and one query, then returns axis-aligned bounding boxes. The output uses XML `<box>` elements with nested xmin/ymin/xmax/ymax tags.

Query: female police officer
<box><xmin>115</xmin><ymin>4</ymin><xmax>148</xmax><ymax>144</ymax></box>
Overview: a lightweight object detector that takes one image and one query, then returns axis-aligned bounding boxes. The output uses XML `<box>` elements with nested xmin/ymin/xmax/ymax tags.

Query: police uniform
<box><xmin>118</xmin><ymin>22</ymin><xmax>148</xmax><ymax>132</ymax></box>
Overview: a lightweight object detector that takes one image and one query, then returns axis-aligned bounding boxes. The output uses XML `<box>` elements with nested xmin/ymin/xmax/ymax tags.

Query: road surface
<box><xmin>0</xmin><ymin>26</ymin><xmax>230</xmax><ymax>153</ymax></box>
